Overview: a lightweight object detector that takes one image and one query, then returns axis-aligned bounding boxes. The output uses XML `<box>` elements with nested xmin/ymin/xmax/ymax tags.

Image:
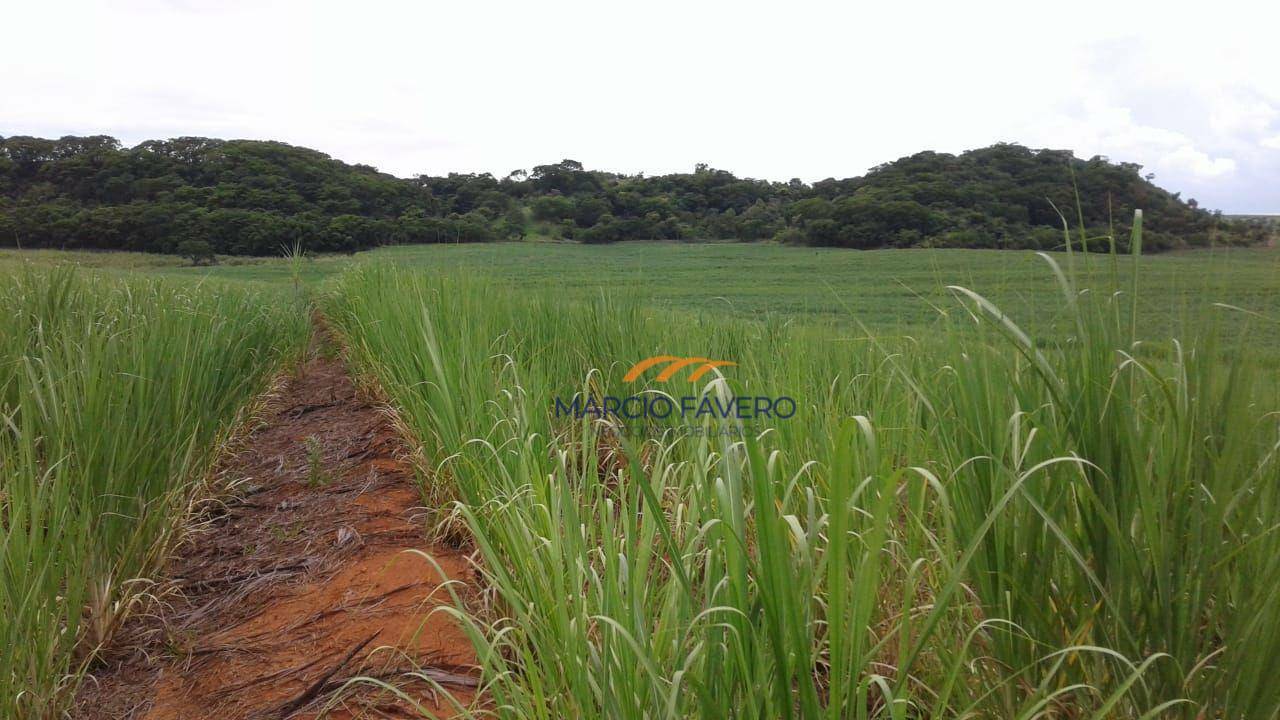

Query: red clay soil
<box><xmin>73</xmin><ymin>339</ymin><xmax>479</xmax><ymax>720</ymax></box>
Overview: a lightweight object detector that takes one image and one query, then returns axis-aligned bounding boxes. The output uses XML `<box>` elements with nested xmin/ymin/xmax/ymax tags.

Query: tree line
<box><xmin>0</xmin><ymin>135</ymin><xmax>1267</xmax><ymax>256</ymax></box>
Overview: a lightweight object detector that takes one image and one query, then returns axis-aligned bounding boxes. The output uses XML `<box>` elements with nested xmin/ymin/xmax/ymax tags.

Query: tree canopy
<box><xmin>0</xmin><ymin>136</ymin><xmax>1266</xmax><ymax>255</ymax></box>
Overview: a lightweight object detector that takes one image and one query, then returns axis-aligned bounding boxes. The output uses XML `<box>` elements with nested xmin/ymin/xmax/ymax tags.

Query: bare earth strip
<box><xmin>74</xmin><ymin>332</ymin><xmax>479</xmax><ymax>720</ymax></box>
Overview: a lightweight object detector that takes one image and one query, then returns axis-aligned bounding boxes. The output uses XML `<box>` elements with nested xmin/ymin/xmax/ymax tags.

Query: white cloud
<box><xmin>1160</xmin><ymin>145</ymin><xmax>1237</xmax><ymax>178</ymax></box>
<box><xmin>1210</xmin><ymin>96</ymin><xmax>1277</xmax><ymax>137</ymax></box>
<box><xmin>1</xmin><ymin>0</ymin><xmax>1278</xmax><ymax>212</ymax></box>
<box><xmin>1018</xmin><ymin>100</ymin><xmax>1239</xmax><ymax>184</ymax></box>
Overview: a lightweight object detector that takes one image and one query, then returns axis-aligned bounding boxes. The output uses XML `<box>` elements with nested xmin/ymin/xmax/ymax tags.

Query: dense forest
<box><xmin>0</xmin><ymin>135</ymin><xmax>1268</xmax><ymax>256</ymax></box>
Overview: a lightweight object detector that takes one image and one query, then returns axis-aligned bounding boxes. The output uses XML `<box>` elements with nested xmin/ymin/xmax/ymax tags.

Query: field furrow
<box><xmin>73</xmin><ymin>326</ymin><xmax>480</xmax><ymax>719</ymax></box>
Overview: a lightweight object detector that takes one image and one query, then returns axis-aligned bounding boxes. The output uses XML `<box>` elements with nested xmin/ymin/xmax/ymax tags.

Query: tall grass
<box><xmin>940</xmin><ymin>248</ymin><xmax>1280</xmax><ymax>716</ymax></box>
<box><xmin>328</xmin><ymin>221</ymin><xmax>1279</xmax><ymax>717</ymax></box>
<box><xmin>0</xmin><ymin>267</ymin><xmax>306</xmax><ymax>717</ymax></box>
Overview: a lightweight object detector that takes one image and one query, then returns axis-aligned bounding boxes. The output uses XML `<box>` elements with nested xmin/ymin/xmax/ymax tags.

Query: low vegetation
<box><xmin>0</xmin><ymin>268</ymin><xmax>305</xmax><ymax>717</ymax></box>
<box><xmin>3</xmin><ymin>212</ymin><xmax>1277</xmax><ymax>717</ymax></box>
<box><xmin>11</xmin><ymin>240</ymin><xmax>1280</xmax><ymax>353</ymax></box>
<box><xmin>325</xmin><ymin>223</ymin><xmax>1280</xmax><ymax>717</ymax></box>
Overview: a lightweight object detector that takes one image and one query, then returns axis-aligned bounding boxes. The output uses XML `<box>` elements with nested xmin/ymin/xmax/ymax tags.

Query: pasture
<box><xmin>6</xmin><ymin>241</ymin><xmax>1280</xmax><ymax>345</ymax></box>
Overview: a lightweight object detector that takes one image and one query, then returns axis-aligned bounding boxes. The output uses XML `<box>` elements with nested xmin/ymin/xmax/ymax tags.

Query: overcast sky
<box><xmin>4</xmin><ymin>0</ymin><xmax>1278</xmax><ymax>213</ymax></box>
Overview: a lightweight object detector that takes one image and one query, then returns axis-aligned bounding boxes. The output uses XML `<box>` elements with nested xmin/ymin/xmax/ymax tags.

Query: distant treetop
<box><xmin>0</xmin><ymin>136</ymin><xmax>1265</xmax><ymax>255</ymax></box>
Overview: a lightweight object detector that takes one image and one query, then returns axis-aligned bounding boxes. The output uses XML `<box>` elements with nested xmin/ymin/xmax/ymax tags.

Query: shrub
<box><xmin>771</xmin><ymin>227</ymin><xmax>806</xmax><ymax>245</ymax></box>
<box><xmin>175</xmin><ymin>239</ymin><xmax>214</xmax><ymax>265</ymax></box>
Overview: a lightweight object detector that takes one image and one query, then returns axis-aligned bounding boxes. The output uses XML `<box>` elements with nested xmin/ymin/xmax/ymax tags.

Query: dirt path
<box><xmin>74</xmin><ymin>334</ymin><xmax>478</xmax><ymax>720</ymax></box>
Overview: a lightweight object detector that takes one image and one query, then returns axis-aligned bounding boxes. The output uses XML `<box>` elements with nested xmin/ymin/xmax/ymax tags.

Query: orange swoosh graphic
<box><xmin>686</xmin><ymin>360</ymin><xmax>736</xmax><ymax>381</ymax></box>
<box><xmin>623</xmin><ymin>355</ymin><xmax>736</xmax><ymax>382</ymax></box>
<box><xmin>622</xmin><ymin>355</ymin><xmax>682</xmax><ymax>382</ymax></box>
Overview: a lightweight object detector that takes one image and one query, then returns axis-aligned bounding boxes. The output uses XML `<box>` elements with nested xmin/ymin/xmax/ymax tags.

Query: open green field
<box><xmin>4</xmin><ymin>240</ymin><xmax>1280</xmax><ymax>717</ymax></box>
<box><xmin>5</xmin><ymin>242</ymin><xmax>1280</xmax><ymax>346</ymax></box>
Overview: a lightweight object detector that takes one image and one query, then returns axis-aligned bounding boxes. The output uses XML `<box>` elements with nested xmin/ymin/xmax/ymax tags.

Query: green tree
<box><xmin>176</xmin><ymin>239</ymin><xmax>215</xmax><ymax>265</ymax></box>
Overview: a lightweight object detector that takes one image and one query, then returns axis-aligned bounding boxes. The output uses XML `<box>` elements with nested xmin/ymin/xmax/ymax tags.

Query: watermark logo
<box><xmin>622</xmin><ymin>355</ymin><xmax>737</xmax><ymax>383</ymax></box>
<box><xmin>552</xmin><ymin>353</ymin><xmax>794</xmax><ymax>438</ymax></box>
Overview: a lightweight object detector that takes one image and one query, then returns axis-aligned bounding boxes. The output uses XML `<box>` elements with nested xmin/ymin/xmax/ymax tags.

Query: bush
<box><xmin>927</xmin><ymin>228</ymin><xmax>997</xmax><ymax>249</ymax></box>
<box><xmin>804</xmin><ymin>219</ymin><xmax>843</xmax><ymax>247</ymax></box>
<box><xmin>175</xmin><ymin>239</ymin><xmax>214</xmax><ymax>265</ymax></box>
<box><xmin>530</xmin><ymin>196</ymin><xmax>574</xmax><ymax>222</ymax></box>
<box><xmin>1017</xmin><ymin>225</ymin><xmax>1065</xmax><ymax>250</ymax></box>
<box><xmin>771</xmin><ymin>227</ymin><xmax>806</xmax><ymax>245</ymax></box>
<box><xmin>578</xmin><ymin>217</ymin><xmax>621</xmax><ymax>244</ymax></box>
